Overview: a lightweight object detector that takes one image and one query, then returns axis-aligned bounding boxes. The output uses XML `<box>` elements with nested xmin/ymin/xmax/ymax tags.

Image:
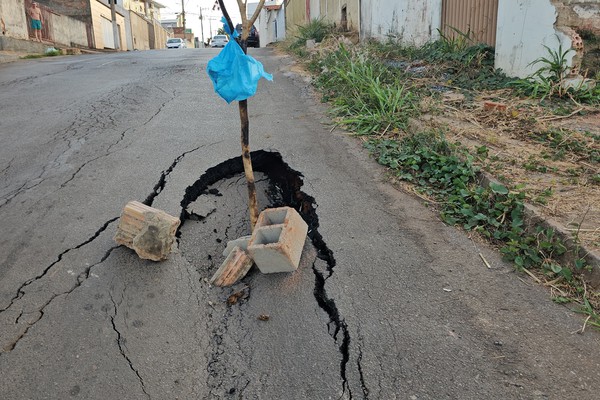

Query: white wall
<box><xmin>495</xmin><ymin>0</ymin><xmax>573</xmax><ymax>78</ymax></box>
<box><xmin>260</xmin><ymin>6</ymin><xmax>285</xmax><ymax>46</ymax></box>
<box><xmin>360</xmin><ymin>0</ymin><xmax>442</xmax><ymax>46</ymax></box>
<box><xmin>0</xmin><ymin>0</ymin><xmax>28</xmax><ymax>39</ymax></box>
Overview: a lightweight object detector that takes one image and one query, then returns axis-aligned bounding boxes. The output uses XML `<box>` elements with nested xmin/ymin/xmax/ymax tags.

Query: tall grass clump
<box><xmin>315</xmin><ymin>44</ymin><xmax>419</xmax><ymax>135</ymax></box>
<box><xmin>291</xmin><ymin>18</ymin><xmax>334</xmax><ymax>49</ymax></box>
<box><xmin>511</xmin><ymin>41</ymin><xmax>600</xmax><ymax>104</ymax></box>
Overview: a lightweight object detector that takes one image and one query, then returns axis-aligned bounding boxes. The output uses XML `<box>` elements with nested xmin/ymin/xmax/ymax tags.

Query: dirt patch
<box><xmin>400</xmin><ymin>87</ymin><xmax>600</xmax><ymax>257</ymax></box>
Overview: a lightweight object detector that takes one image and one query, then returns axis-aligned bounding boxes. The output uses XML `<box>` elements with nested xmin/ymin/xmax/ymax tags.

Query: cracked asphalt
<box><xmin>1</xmin><ymin>48</ymin><xmax>600</xmax><ymax>400</ymax></box>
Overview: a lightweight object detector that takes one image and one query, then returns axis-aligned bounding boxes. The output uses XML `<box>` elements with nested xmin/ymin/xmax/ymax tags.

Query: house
<box><xmin>361</xmin><ymin>0</ymin><xmax>600</xmax><ymax>78</ymax></box>
<box><xmin>248</xmin><ymin>0</ymin><xmax>286</xmax><ymax>47</ymax></box>
<box><xmin>288</xmin><ymin>0</ymin><xmax>600</xmax><ymax>79</ymax></box>
<box><xmin>11</xmin><ymin>0</ymin><xmax>169</xmax><ymax>51</ymax></box>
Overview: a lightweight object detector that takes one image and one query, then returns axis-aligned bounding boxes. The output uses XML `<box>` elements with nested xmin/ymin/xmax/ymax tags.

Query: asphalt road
<box><xmin>1</xmin><ymin>48</ymin><xmax>599</xmax><ymax>400</ymax></box>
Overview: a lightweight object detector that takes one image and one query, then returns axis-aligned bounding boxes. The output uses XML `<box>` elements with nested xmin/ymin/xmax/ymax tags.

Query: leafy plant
<box><xmin>365</xmin><ymin>131</ymin><xmax>578</xmax><ymax>281</ymax></box>
<box><xmin>511</xmin><ymin>41</ymin><xmax>600</xmax><ymax>103</ymax></box>
<box><xmin>291</xmin><ymin>18</ymin><xmax>334</xmax><ymax>48</ymax></box>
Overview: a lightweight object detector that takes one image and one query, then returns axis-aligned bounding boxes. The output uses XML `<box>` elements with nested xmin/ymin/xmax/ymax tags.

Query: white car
<box><xmin>166</xmin><ymin>38</ymin><xmax>186</xmax><ymax>49</ymax></box>
<box><xmin>210</xmin><ymin>35</ymin><xmax>229</xmax><ymax>48</ymax></box>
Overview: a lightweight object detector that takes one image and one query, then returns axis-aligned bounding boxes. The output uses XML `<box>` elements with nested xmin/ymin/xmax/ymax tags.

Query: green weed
<box><xmin>291</xmin><ymin>18</ymin><xmax>334</xmax><ymax>49</ymax></box>
<box><xmin>315</xmin><ymin>45</ymin><xmax>419</xmax><ymax>134</ymax></box>
<box><xmin>511</xmin><ymin>41</ymin><xmax>600</xmax><ymax>104</ymax></box>
<box><xmin>365</xmin><ymin>132</ymin><xmax>579</xmax><ymax>282</ymax></box>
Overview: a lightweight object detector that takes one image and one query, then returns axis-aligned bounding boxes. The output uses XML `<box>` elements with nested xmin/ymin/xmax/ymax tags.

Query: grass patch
<box><xmin>21</xmin><ymin>49</ymin><xmax>61</xmax><ymax>59</ymax></box>
<box><xmin>286</xmin><ymin>30</ymin><xmax>600</xmax><ymax>327</ymax></box>
<box><xmin>314</xmin><ymin>44</ymin><xmax>419</xmax><ymax>134</ymax></box>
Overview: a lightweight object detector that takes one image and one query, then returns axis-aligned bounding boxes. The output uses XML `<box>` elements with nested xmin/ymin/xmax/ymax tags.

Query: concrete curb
<box><xmin>478</xmin><ymin>172</ymin><xmax>600</xmax><ymax>286</ymax></box>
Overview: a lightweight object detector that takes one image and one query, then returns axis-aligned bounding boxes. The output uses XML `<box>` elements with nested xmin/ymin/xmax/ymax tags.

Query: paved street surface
<box><xmin>1</xmin><ymin>48</ymin><xmax>599</xmax><ymax>399</ymax></box>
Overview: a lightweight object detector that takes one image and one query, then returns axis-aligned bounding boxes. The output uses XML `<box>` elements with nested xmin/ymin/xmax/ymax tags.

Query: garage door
<box><xmin>441</xmin><ymin>0</ymin><xmax>498</xmax><ymax>47</ymax></box>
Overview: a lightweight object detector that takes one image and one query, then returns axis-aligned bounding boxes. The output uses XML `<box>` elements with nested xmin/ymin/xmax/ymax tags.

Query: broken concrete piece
<box><xmin>248</xmin><ymin>207</ymin><xmax>308</xmax><ymax>274</ymax></box>
<box><xmin>114</xmin><ymin>201</ymin><xmax>180</xmax><ymax>261</ymax></box>
<box><xmin>222</xmin><ymin>235</ymin><xmax>252</xmax><ymax>257</ymax></box>
<box><xmin>210</xmin><ymin>246</ymin><xmax>254</xmax><ymax>287</ymax></box>
<box><xmin>187</xmin><ymin>197</ymin><xmax>217</xmax><ymax>219</ymax></box>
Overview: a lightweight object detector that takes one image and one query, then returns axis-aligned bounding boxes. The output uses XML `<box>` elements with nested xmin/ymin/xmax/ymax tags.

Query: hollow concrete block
<box><xmin>248</xmin><ymin>207</ymin><xmax>308</xmax><ymax>274</ymax></box>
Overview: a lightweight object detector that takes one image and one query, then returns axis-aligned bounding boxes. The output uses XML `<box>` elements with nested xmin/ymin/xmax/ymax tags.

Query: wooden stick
<box><xmin>521</xmin><ymin>267</ymin><xmax>542</xmax><ymax>283</ymax></box>
<box><xmin>217</xmin><ymin>0</ymin><xmax>263</xmax><ymax>229</ymax></box>
<box><xmin>479</xmin><ymin>253</ymin><xmax>492</xmax><ymax>269</ymax></box>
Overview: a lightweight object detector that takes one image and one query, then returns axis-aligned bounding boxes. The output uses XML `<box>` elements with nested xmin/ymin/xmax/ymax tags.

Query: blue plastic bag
<box><xmin>206</xmin><ymin>38</ymin><xmax>273</xmax><ymax>103</ymax></box>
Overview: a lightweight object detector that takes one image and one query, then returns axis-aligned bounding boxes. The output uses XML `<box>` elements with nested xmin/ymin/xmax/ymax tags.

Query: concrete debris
<box><xmin>210</xmin><ymin>246</ymin><xmax>254</xmax><ymax>287</ymax></box>
<box><xmin>248</xmin><ymin>207</ymin><xmax>308</xmax><ymax>274</ymax></box>
<box><xmin>222</xmin><ymin>235</ymin><xmax>252</xmax><ymax>257</ymax></box>
<box><xmin>114</xmin><ymin>201</ymin><xmax>180</xmax><ymax>261</ymax></box>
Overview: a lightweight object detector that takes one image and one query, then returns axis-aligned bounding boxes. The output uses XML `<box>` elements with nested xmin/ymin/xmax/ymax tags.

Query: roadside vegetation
<box><xmin>285</xmin><ymin>20</ymin><xmax>600</xmax><ymax>330</ymax></box>
<box><xmin>21</xmin><ymin>48</ymin><xmax>62</xmax><ymax>59</ymax></box>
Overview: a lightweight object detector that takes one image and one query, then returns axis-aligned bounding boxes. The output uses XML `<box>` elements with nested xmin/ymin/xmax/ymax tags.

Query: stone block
<box><xmin>248</xmin><ymin>207</ymin><xmax>308</xmax><ymax>274</ymax></box>
<box><xmin>114</xmin><ymin>201</ymin><xmax>180</xmax><ymax>261</ymax></box>
<box><xmin>222</xmin><ymin>235</ymin><xmax>252</xmax><ymax>257</ymax></box>
<box><xmin>210</xmin><ymin>246</ymin><xmax>254</xmax><ymax>287</ymax></box>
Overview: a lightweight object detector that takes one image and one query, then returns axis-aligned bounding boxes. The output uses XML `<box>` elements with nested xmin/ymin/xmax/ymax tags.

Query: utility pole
<box><xmin>199</xmin><ymin>7</ymin><xmax>205</xmax><ymax>47</ymax></box>
<box><xmin>110</xmin><ymin>0</ymin><xmax>120</xmax><ymax>50</ymax></box>
<box><xmin>181</xmin><ymin>0</ymin><xmax>186</xmax><ymax>46</ymax></box>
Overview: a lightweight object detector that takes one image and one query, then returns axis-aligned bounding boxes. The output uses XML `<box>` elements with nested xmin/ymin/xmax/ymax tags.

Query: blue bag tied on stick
<box><xmin>206</xmin><ymin>19</ymin><xmax>273</xmax><ymax>103</ymax></box>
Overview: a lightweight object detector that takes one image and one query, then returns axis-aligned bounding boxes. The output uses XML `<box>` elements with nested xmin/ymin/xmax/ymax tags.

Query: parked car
<box><xmin>210</xmin><ymin>35</ymin><xmax>229</xmax><ymax>48</ymax></box>
<box><xmin>166</xmin><ymin>38</ymin><xmax>186</xmax><ymax>49</ymax></box>
<box><xmin>234</xmin><ymin>24</ymin><xmax>259</xmax><ymax>48</ymax></box>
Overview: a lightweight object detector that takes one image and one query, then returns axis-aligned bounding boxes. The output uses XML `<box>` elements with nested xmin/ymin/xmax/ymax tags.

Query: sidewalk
<box><xmin>0</xmin><ymin>35</ymin><xmax>57</xmax><ymax>63</ymax></box>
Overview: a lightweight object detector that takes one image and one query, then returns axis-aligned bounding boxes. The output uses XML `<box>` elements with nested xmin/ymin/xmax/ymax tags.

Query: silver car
<box><xmin>210</xmin><ymin>35</ymin><xmax>229</xmax><ymax>48</ymax></box>
<box><xmin>166</xmin><ymin>38</ymin><xmax>186</xmax><ymax>49</ymax></box>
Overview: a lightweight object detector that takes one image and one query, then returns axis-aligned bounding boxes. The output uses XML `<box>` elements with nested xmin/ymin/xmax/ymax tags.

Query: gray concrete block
<box><xmin>222</xmin><ymin>235</ymin><xmax>252</xmax><ymax>257</ymax></box>
<box><xmin>248</xmin><ymin>207</ymin><xmax>308</xmax><ymax>274</ymax></box>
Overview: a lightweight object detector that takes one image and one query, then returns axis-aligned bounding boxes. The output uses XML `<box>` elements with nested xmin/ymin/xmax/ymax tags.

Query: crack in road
<box><xmin>178</xmin><ymin>150</ymin><xmax>368</xmax><ymax>398</ymax></box>
<box><xmin>0</xmin><ymin>218</ymin><xmax>119</xmax><ymax>314</ymax></box>
<box><xmin>109</xmin><ymin>288</ymin><xmax>150</xmax><ymax>399</ymax></box>
<box><xmin>1</xmin><ymin>83</ymin><xmax>174</xmax><ymax>208</ymax></box>
<box><xmin>2</xmin><ymin>245</ymin><xmax>118</xmax><ymax>353</ymax></box>
<box><xmin>143</xmin><ymin>142</ymin><xmax>222</xmax><ymax>207</ymax></box>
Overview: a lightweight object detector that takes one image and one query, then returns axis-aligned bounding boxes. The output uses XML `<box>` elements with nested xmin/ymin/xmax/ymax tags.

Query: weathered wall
<box><xmin>361</xmin><ymin>0</ymin><xmax>442</xmax><ymax>46</ymax></box>
<box><xmin>153</xmin><ymin>19</ymin><xmax>167</xmax><ymax>49</ymax></box>
<box><xmin>90</xmin><ymin>0</ymin><xmax>125</xmax><ymax>49</ymax></box>
<box><xmin>129</xmin><ymin>10</ymin><xmax>149</xmax><ymax>50</ymax></box>
<box><xmin>554</xmin><ymin>0</ymin><xmax>600</xmax><ymax>32</ymax></box>
<box><xmin>319</xmin><ymin>0</ymin><xmax>359</xmax><ymax>32</ymax></box>
<box><xmin>51</xmin><ymin>11</ymin><xmax>88</xmax><ymax>47</ymax></box>
<box><xmin>36</xmin><ymin>0</ymin><xmax>92</xmax><ymax>24</ymax></box>
<box><xmin>285</xmin><ymin>0</ymin><xmax>306</xmax><ymax>35</ymax></box>
<box><xmin>495</xmin><ymin>0</ymin><xmax>573</xmax><ymax>78</ymax></box>
<box><xmin>0</xmin><ymin>0</ymin><xmax>29</xmax><ymax>39</ymax></box>
<box><xmin>259</xmin><ymin>5</ymin><xmax>286</xmax><ymax>47</ymax></box>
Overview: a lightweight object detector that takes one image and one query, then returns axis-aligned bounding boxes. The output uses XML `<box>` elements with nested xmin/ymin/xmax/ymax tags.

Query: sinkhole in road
<box><xmin>176</xmin><ymin>150</ymin><xmax>354</xmax><ymax>395</ymax></box>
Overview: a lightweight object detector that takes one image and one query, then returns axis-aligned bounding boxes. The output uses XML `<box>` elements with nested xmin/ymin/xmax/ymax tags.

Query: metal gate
<box><xmin>441</xmin><ymin>0</ymin><xmax>499</xmax><ymax>47</ymax></box>
<box><xmin>102</xmin><ymin>17</ymin><xmax>115</xmax><ymax>49</ymax></box>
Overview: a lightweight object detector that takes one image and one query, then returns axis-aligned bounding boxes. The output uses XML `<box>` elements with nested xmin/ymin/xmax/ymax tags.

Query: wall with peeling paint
<box><xmin>319</xmin><ymin>0</ymin><xmax>360</xmax><ymax>32</ymax></box>
<box><xmin>360</xmin><ymin>0</ymin><xmax>442</xmax><ymax>46</ymax></box>
<box><xmin>0</xmin><ymin>0</ymin><xmax>29</xmax><ymax>39</ymax></box>
<box><xmin>495</xmin><ymin>0</ymin><xmax>573</xmax><ymax>78</ymax></box>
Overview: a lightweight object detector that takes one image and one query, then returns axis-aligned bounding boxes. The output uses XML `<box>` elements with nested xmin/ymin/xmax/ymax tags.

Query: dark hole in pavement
<box><xmin>177</xmin><ymin>150</ymin><xmax>356</xmax><ymax>396</ymax></box>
